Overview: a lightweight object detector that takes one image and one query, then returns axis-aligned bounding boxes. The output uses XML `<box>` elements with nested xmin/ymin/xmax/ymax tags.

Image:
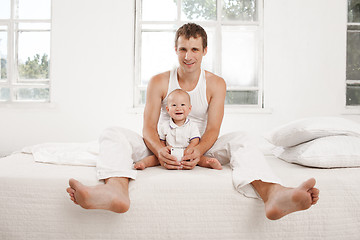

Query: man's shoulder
<box><xmin>150</xmin><ymin>71</ymin><xmax>171</xmax><ymax>84</ymax></box>
<box><xmin>204</xmin><ymin>70</ymin><xmax>225</xmax><ymax>84</ymax></box>
<box><xmin>204</xmin><ymin>70</ymin><xmax>226</xmax><ymax>92</ymax></box>
<box><xmin>147</xmin><ymin>71</ymin><xmax>171</xmax><ymax>97</ymax></box>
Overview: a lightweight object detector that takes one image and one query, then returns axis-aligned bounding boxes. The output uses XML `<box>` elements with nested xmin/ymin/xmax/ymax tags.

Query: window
<box><xmin>347</xmin><ymin>0</ymin><xmax>360</xmax><ymax>106</ymax></box>
<box><xmin>0</xmin><ymin>0</ymin><xmax>51</xmax><ymax>103</ymax></box>
<box><xmin>134</xmin><ymin>0</ymin><xmax>263</xmax><ymax>107</ymax></box>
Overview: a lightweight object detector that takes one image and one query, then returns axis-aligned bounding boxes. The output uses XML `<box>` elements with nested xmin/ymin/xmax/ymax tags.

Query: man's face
<box><xmin>175</xmin><ymin>36</ymin><xmax>207</xmax><ymax>73</ymax></box>
<box><xmin>166</xmin><ymin>92</ymin><xmax>192</xmax><ymax>122</ymax></box>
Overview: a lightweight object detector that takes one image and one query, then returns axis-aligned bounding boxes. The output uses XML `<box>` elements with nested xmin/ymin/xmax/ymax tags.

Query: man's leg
<box><xmin>252</xmin><ymin>179</ymin><xmax>319</xmax><ymax>220</ymax></box>
<box><xmin>66</xmin><ymin>127</ymin><xmax>151</xmax><ymax>213</ymax></box>
<box><xmin>206</xmin><ymin>131</ymin><xmax>320</xmax><ymax>220</ymax></box>
<box><xmin>67</xmin><ymin>177</ymin><xmax>130</xmax><ymax>213</ymax></box>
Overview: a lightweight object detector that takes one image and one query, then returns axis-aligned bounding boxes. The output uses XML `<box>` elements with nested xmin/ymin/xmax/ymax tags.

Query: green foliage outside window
<box><xmin>178</xmin><ymin>0</ymin><xmax>256</xmax><ymax>21</ymax></box>
<box><xmin>1</xmin><ymin>58</ymin><xmax>6</xmax><ymax>79</ymax></box>
<box><xmin>18</xmin><ymin>53</ymin><xmax>49</xmax><ymax>79</ymax></box>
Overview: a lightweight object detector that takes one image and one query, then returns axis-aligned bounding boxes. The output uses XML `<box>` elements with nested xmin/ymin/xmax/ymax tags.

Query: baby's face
<box><xmin>166</xmin><ymin>93</ymin><xmax>191</xmax><ymax>122</ymax></box>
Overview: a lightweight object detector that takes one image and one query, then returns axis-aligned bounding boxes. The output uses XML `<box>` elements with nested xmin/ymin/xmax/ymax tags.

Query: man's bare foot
<box><xmin>259</xmin><ymin>178</ymin><xmax>319</xmax><ymax>220</ymax></box>
<box><xmin>66</xmin><ymin>177</ymin><xmax>130</xmax><ymax>213</ymax></box>
<box><xmin>134</xmin><ymin>155</ymin><xmax>160</xmax><ymax>170</ymax></box>
<box><xmin>198</xmin><ymin>156</ymin><xmax>222</xmax><ymax>170</ymax></box>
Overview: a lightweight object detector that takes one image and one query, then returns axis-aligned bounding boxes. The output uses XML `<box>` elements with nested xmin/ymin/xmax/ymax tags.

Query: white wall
<box><xmin>1</xmin><ymin>0</ymin><xmax>359</xmax><ymax>155</ymax></box>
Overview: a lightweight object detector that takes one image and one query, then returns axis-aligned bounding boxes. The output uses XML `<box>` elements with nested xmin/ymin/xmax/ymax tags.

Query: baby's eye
<box><xmin>172</xmin><ymin>104</ymin><xmax>176</xmax><ymax>107</ymax></box>
<box><xmin>181</xmin><ymin>104</ymin><xmax>185</xmax><ymax>106</ymax></box>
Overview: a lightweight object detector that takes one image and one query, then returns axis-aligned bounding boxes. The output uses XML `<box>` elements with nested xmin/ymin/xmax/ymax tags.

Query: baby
<box><xmin>134</xmin><ymin>89</ymin><xmax>222</xmax><ymax>170</ymax></box>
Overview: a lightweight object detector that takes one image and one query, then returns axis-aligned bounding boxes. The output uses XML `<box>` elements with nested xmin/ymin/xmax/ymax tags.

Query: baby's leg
<box><xmin>134</xmin><ymin>155</ymin><xmax>160</xmax><ymax>170</ymax></box>
<box><xmin>198</xmin><ymin>156</ymin><xmax>222</xmax><ymax>170</ymax></box>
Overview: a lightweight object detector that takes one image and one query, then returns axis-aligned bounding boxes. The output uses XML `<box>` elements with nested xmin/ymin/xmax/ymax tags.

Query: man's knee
<box><xmin>100</xmin><ymin>127</ymin><xmax>128</xmax><ymax>143</ymax></box>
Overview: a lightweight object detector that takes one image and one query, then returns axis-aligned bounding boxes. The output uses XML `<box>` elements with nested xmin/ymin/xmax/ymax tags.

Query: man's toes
<box><xmin>67</xmin><ymin>187</ymin><xmax>75</xmax><ymax>194</ymax></box>
<box><xmin>311</xmin><ymin>188</ymin><xmax>320</xmax><ymax>197</ymax></box>
<box><xmin>69</xmin><ymin>178</ymin><xmax>82</xmax><ymax>190</ymax></box>
<box><xmin>312</xmin><ymin>197</ymin><xmax>319</xmax><ymax>205</ymax></box>
<box><xmin>300</xmin><ymin>178</ymin><xmax>316</xmax><ymax>190</ymax></box>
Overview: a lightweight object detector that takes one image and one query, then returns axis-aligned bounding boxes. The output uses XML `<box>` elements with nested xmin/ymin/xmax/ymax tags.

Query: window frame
<box><xmin>134</xmin><ymin>0</ymin><xmax>264</xmax><ymax>108</ymax></box>
<box><xmin>0</xmin><ymin>0</ymin><xmax>51</xmax><ymax>104</ymax></box>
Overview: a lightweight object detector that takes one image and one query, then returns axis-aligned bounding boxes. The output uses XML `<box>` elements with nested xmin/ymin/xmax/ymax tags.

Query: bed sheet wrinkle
<box><xmin>21</xmin><ymin>141</ymin><xmax>99</xmax><ymax>166</ymax></box>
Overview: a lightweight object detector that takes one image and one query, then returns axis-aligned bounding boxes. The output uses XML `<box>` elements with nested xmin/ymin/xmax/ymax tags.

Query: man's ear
<box><xmin>203</xmin><ymin>47</ymin><xmax>208</xmax><ymax>56</ymax></box>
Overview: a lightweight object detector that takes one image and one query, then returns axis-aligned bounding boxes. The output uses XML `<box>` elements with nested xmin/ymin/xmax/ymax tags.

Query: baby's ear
<box><xmin>189</xmin><ymin>105</ymin><xmax>192</xmax><ymax>111</ymax></box>
<box><xmin>166</xmin><ymin>106</ymin><xmax>169</xmax><ymax>112</ymax></box>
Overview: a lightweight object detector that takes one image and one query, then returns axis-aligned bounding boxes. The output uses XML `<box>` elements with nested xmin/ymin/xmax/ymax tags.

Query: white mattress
<box><xmin>0</xmin><ymin>153</ymin><xmax>359</xmax><ymax>239</ymax></box>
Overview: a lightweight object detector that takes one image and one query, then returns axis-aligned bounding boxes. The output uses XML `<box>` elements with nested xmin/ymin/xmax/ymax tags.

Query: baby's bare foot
<box><xmin>134</xmin><ymin>155</ymin><xmax>160</xmax><ymax>170</ymax></box>
<box><xmin>206</xmin><ymin>158</ymin><xmax>222</xmax><ymax>170</ymax></box>
<box><xmin>134</xmin><ymin>161</ymin><xmax>146</xmax><ymax>170</ymax></box>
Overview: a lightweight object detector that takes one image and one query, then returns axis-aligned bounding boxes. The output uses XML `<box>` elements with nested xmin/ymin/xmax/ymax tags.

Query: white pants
<box><xmin>97</xmin><ymin>127</ymin><xmax>282</xmax><ymax>199</ymax></box>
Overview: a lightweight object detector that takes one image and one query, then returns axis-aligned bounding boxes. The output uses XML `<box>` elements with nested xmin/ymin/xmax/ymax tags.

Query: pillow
<box><xmin>273</xmin><ymin>135</ymin><xmax>360</xmax><ymax>168</ymax></box>
<box><xmin>265</xmin><ymin>117</ymin><xmax>360</xmax><ymax>147</ymax></box>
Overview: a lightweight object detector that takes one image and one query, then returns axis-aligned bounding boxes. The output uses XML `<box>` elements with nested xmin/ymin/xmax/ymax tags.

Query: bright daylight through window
<box><xmin>0</xmin><ymin>0</ymin><xmax>51</xmax><ymax>103</ymax></box>
<box><xmin>347</xmin><ymin>0</ymin><xmax>360</xmax><ymax>106</ymax></box>
<box><xmin>135</xmin><ymin>0</ymin><xmax>263</xmax><ymax>107</ymax></box>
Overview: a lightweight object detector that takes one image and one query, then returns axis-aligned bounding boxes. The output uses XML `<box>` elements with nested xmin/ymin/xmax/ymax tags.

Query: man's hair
<box><xmin>175</xmin><ymin>23</ymin><xmax>207</xmax><ymax>50</ymax></box>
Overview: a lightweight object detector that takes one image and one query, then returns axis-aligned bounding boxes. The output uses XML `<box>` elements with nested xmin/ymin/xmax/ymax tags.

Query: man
<box><xmin>67</xmin><ymin>23</ymin><xmax>319</xmax><ymax>220</ymax></box>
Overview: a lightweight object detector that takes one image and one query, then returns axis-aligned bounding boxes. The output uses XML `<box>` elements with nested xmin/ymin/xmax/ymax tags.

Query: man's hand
<box><xmin>181</xmin><ymin>146</ymin><xmax>201</xmax><ymax>170</ymax></box>
<box><xmin>158</xmin><ymin>146</ymin><xmax>182</xmax><ymax>170</ymax></box>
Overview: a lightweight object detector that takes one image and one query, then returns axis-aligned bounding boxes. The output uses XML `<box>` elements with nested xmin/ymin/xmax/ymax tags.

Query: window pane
<box><xmin>0</xmin><ymin>28</ymin><xmax>7</xmax><ymax>80</ymax></box>
<box><xmin>348</xmin><ymin>0</ymin><xmax>360</xmax><ymax>23</ymax></box>
<box><xmin>222</xmin><ymin>0</ymin><xmax>257</xmax><ymax>21</ymax></box>
<box><xmin>17</xmin><ymin>0</ymin><xmax>51</xmax><ymax>19</ymax></box>
<box><xmin>201</xmin><ymin>27</ymin><xmax>215</xmax><ymax>72</ymax></box>
<box><xmin>347</xmin><ymin>28</ymin><xmax>360</xmax><ymax>80</ymax></box>
<box><xmin>0</xmin><ymin>0</ymin><xmax>10</xmax><ymax>19</ymax></box>
<box><xmin>140</xmin><ymin>89</ymin><xmax>146</xmax><ymax>105</ymax></box>
<box><xmin>18</xmin><ymin>23</ymin><xmax>51</xmax><ymax>31</ymax></box>
<box><xmin>0</xmin><ymin>87</ymin><xmax>10</xmax><ymax>101</ymax></box>
<box><xmin>15</xmin><ymin>88</ymin><xmax>49</xmax><ymax>101</ymax></box>
<box><xmin>141</xmin><ymin>31</ymin><xmax>178</xmax><ymax>85</ymax></box>
<box><xmin>225</xmin><ymin>90</ymin><xmax>258</xmax><ymax>105</ymax></box>
<box><xmin>17</xmin><ymin>31</ymin><xmax>50</xmax><ymax>80</ymax></box>
<box><xmin>222</xmin><ymin>26</ymin><xmax>257</xmax><ymax>87</ymax></box>
<box><xmin>347</xmin><ymin>84</ymin><xmax>360</xmax><ymax>106</ymax></box>
<box><xmin>182</xmin><ymin>0</ymin><xmax>216</xmax><ymax>21</ymax></box>
<box><xmin>142</xmin><ymin>0</ymin><xmax>177</xmax><ymax>21</ymax></box>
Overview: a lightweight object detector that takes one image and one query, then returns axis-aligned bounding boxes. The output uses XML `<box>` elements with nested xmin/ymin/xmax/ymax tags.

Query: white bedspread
<box><xmin>21</xmin><ymin>142</ymin><xmax>99</xmax><ymax>166</ymax></box>
<box><xmin>0</xmin><ymin>153</ymin><xmax>359</xmax><ymax>239</ymax></box>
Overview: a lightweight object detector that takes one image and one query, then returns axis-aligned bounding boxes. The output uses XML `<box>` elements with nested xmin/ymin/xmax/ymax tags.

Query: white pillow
<box><xmin>266</xmin><ymin>117</ymin><xmax>360</xmax><ymax>147</ymax></box>
<box><xmin>273</xmin><ymin>135</ymin><xmax>360</xmax><ymax>168</ymax></box>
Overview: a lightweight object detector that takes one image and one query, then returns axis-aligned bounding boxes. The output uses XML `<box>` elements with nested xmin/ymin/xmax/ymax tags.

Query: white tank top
<box><xmin>159</xmin><ymin>68</ymin><xmax>208</xmax><ymax>135</ymax></box>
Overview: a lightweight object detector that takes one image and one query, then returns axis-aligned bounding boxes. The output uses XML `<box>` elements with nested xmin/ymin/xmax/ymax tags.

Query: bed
<box><xmin>1</xmin><ymin>150</ymin><xmax>359</xmax><ymax>240</ymax></box>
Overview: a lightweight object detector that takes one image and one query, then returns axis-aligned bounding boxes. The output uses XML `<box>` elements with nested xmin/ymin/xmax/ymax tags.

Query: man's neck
<box><xmin>177</xmin><ymin>67</ymin><xmax>201</xmax><ymax>84</ymax></box>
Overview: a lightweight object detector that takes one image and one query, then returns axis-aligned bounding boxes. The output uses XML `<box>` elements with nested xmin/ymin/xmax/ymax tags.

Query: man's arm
<box><xmin>181</xmin><ymin>73</ymin><xmax>226</xmax><ymax>169</ymax></box>
<box><xmin>142</xmin><ymin>72</ymin><xmax>179</xmax><ymax>169</ymax></box>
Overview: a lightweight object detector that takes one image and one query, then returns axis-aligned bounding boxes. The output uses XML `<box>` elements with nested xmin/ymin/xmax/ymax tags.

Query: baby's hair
<box><xmin>168</xmin><ymin>89</ymin><xmax>190</xmax><ymax>103</ymax></box>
